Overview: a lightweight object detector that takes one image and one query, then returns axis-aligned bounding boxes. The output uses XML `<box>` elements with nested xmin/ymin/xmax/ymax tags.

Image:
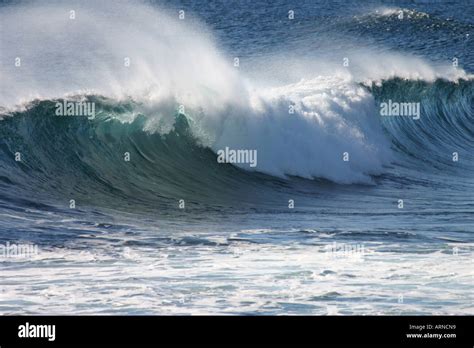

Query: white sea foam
<box><xmin>1</xmin><ymin>230</ymin><xmax>472</xmax><ymax>315</ymax></box>
<box><xmin>374</xmin><ymin>7</ymin><xmax>430</xmax><ymax>19</ymax></box>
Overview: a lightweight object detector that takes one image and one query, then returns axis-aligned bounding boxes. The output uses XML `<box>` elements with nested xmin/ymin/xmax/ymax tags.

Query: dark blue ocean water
<box><xmin>0</xmin><ymin>0</ymin><xmax>473</xmax><ymax>314</ymax></box>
